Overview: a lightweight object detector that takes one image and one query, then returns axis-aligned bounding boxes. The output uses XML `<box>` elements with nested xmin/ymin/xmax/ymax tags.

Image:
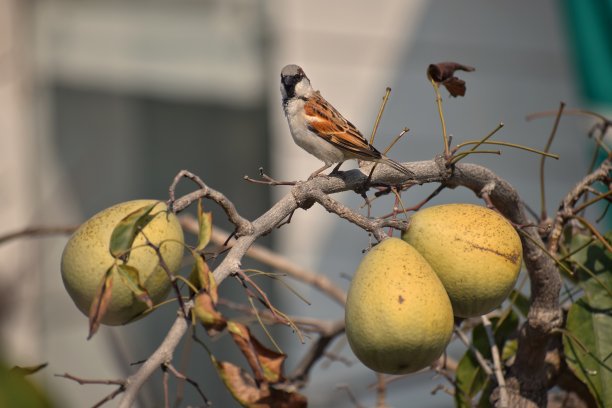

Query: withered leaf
<box><xmin>196</xmin><ymin>199</ymin><xmax>213</xmax><ymax>251</ymax></box>
<box><xmin>109</xmin><ymin>202</ymin><xmax>159</xmax><ymax>261</ymax></box>
<box><xmin>213</xmin><ymin>358</ymin><xmax>262</xmax><ymax>406</ymax></box>
<box><xmin>193</xmin><ymin>290</ymin><xmax>227</xmax><ymax>334</ymax></box>
<box><xmin>116</xmin><ymin>264</ymin><xmax>153</xmax><ymax>308</ymax></box>
<box><xmin>193</xmin><ymin>254</ymin><xmax>218</xmax><ymax>304</ymax></box>
<box><xmin>427</xmin><ymin>62</ymin><xmax>475</xmax><ymax>97</ymax></box>
<box><xmin>10</xmin><ymin>363</ymin><xmax>48</xmax><ymax>376</ymax></box>
<box><xmin>227</xmin><ymin>321</ymin><xmax>286</xmax><ymax>384</ymax></box>
<box><xmin>88</xmin><ymin>265</ymin><xmax>114</xmax><ymax>339</ymax></box>
<box><xmin>212</xmin><ymin>357</ymin><xmax>307</xmax><ymax>408</ymax></box>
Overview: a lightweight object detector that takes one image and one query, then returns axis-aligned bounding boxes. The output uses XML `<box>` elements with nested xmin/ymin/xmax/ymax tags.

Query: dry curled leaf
<box><xmin>10</xmin><ymin>363</ymin><xmax>48</xmax><ymax>376</ymax></box>
<box><xmin>194</xmin><ymin>255</ymin><xmax>218</xmax><ymax>303</ymax></box>
<box><xmin>88</xmin><ymin>266</ymin><xmax>114</xmax><ymax>339</ymax></box>
<box><xmin>193</xmin><ymin>290</ymin><xmax>227</xmax><ymax>334</ymax></box>
<box><xmin>213</xmin><ymin>357</ymin><xmax>307</xmax><ymax>408</ymax></box>
<box><xmin>227</xmin><ymin>321</ymin><xmax>286</xmax><ymax>384</ymax></box>
<box><xmin>427</xmin><ymin>62</ymin><xmax>475</xmax><ymax>97</ymax></box>
<box><xmin>196</xmin><ymin>198</ymin><xmax>213</xmax><ymax>251</ymax></box>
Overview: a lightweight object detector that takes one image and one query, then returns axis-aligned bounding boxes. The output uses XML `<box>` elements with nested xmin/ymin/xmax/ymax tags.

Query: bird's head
<box><xmin>280</xmin><ymin>64</ymin><xmax>311</xmax><ymax>100</ymax></box>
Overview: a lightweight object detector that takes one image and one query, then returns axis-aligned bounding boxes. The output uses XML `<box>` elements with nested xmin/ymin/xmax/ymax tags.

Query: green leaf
<box><xmin>109</xmin><ymin>202</ymin><xmax>159</xmax><ymax>261</ymax></box>
<box><xmin>567</xmin><ymin>231</ymin><xmax>612</xmax><ymax>298</ymax></box>
<box><xmin>473</xmin><ymin>311</ymin><xmax>519</xmax><ymax>358</ymax></box>
<box><xmin>88</xmin><ymin>265</ymin><xmax>114</xmax><ymax>339</ymax></box>
<box><xmin>501</xmin><ymin>339</ymin><xmax>518</xmax><ymax>361</ymax></box>
<box><xmin>476</xmin><ymin>380</ymin><xmax>495</xmax><ymax>408</ymax></box>
<box><xmin>455</xmin><ymin>349</ymin><xmax>487</xmax><ymax>407</ymax></box>
<box><xmin>116</xmin><ymin>264</ymin><xmax>153</xmax><ymax>309</ymax></box>
<box><xmin>196</xmin><ymin>199</ymin><xmax>213</xmax><ymax>251</ymax></box>
<box><xmin>455</xmin><ymin>311</ymin><xmax>519</xmax><ymax>407</ymax></box>
<box><xmin>564</xmin><ymin>297</ymin><xmax>612</xmax><ymax>407</ymax></box>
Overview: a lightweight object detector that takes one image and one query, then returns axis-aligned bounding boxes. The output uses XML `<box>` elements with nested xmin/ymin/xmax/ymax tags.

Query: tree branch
<box><xmin>548</xmin><ymin>157</ymin><xmax>611</xmax><ymax>254</ymax></box>
<box><xmin>180</xmin><ymin>216</ymin><xmax>347</xmax><ymax>306</ymax></box>
<box><xmin>118</xmin><ymin>159</ymin><xmax>562</xmax><ymax>407</ymax></box>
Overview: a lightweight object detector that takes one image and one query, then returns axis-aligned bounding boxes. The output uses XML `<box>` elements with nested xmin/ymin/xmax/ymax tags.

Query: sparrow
<box><xmin>280</xmin><ymin>64</ymin><xmax>414</xmax><ymax>180</ymax></box>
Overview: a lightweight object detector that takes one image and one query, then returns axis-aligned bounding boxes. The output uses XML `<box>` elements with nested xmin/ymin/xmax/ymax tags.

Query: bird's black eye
<box><xmin>282</xmin><ymin>74</ymin><xmax>299</xmax><ymax>88</ymax></box>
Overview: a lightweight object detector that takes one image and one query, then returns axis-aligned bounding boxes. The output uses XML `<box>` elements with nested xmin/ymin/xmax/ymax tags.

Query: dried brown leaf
<box><xmin>193</xmin><ymin>255</ymin><xmax>218</xmax><ymax>304</ymax></box>
<box><xmin>427</xmin><ymin>61</ymin><xmax>475</xmax><ymax>97</ymax></box>
<box><xmin>193</xmin><ymin>290</ymin><xmax>227</xmax><ymax>334</ymax></box>
<box><xmin>88</xmin><ymin>266</ymin><xmax>114</xmax><ymax>339</ymax></box>
<box><xmin>196</xmin><ymin>199</ymin><xmax>213</xmax><ymax>251</ymax></box>
<box><xmin>10</xmin><ymin>363</ymin><xmax>48</xmax><ymax>376</ymax></box>
<box><xmin>227</xmin><ymin>321</ymin><xmax>286</xmax><ymax>384</ymax></box>
<box><xmin>212</xmin><ymin>357</ymin><xmax>307</xmax><ymax>408</ymax></box>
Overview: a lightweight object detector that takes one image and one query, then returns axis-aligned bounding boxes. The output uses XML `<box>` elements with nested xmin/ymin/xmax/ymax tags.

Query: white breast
<box><xmin>283</xmin><ymin>98</ymin><xmax>345</xmax><ymax>165</ymax></box>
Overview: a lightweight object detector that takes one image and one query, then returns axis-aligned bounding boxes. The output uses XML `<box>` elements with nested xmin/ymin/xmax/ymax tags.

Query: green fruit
<box><xmin>61</xmin><ymin>200</ymin><xmax>184</xmax><ymax>325</ymax></box>
<box><xmin>402</xmin><ymin>203</ymin><xmax>522</xmax><ymax>318</ymax></box>
<box><xmin>345</xmin><ymin>238</ymin><xmax>454</xmax><ymax>374</ymax></box>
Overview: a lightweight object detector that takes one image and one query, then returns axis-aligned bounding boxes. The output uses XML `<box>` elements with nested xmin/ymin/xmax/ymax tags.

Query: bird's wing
<box><xmin>304</xmin><ymin>92</ymin><xmax>382</xmax><ymax>160</ymax></box>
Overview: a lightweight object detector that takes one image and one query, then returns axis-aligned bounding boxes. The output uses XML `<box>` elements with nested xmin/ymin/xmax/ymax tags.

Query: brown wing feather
<box><xmin>304</xmin><ymin>93</ymin><xmax>382</xmax><ymax>160</ymax></box>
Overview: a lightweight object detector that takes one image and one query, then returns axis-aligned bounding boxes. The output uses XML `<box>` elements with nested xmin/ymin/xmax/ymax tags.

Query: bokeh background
<box><xmin>1</xmin><ymin>0</ymin><xmax>610</xmax><ymax>407</ymax></box>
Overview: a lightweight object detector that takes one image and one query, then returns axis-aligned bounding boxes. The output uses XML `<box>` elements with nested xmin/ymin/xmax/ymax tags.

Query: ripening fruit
<box><xmin>61</xmin><ymin>200</ymin><xmax>184</xmax><ymax>325</ymax></box>
<box><xmin>402</xmin><ymin>203</ymin><xmax>522</xmax><ymax>318</ymax></box>
<box><xmin>345</xmin><ymin>238</ymin><xmax>454</xmax><ymax>374</ymax></box>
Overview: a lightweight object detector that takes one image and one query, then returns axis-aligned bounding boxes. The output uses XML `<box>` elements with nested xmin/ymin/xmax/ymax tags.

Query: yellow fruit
<box><xmin>61</xmin><ymin>200</ymin><xmax>184</xmax><ymax>325</ymax></box>
<box><xmin>345</xmin><ymin>238</ymin><xmax>454</xmax><ymax>374</ymax></box>
<box><xmin>402</xmin><ymin>203</ymin><xmax>522</xmax><ymax>318</ymax></box>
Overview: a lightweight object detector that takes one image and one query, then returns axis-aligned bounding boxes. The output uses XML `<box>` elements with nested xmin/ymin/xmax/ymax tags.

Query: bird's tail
<box><xmin>378</xmin><ymin>156</ymin><xmax>414</xmax><ymax>177</ymax></box>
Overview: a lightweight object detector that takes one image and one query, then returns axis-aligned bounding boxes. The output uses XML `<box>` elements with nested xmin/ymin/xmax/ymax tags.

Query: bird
<box><xmin>280</xmin><ymin>64</ymin><xmax>414</xmax><ymax>180</ymax></box>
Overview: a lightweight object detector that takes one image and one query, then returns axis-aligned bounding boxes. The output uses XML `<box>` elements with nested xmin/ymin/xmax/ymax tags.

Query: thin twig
<box><xmin>163</xmin><ymin>363</ymin><xmax>210</xmax><ymax>407</ymax></box>
<box><xmin>375</xmin><ymin>373</ymin><xmax>388</xmax><ymax>408</ymax></box>
<box><xmin>548</xmin><ymin>157</ymin><xmax>611</xmax><ymax>254</ymax></box>
<box><xmin>243</xmin><ymin>167</ymin><xmax>296</xmax><ymax>186</ymax></box>
<box><xmin>383</xmin><ymin>128</ymin><xmax>410</xmax><ymax>155</ymax></box>
<box><xmin>454</xmin><ymin>328</ymin><xmax>493</xmax><ymax>377</ymax></box>
<box><xmin>92</xmin><ymin>387</ymin><xmax>127</xmax><ymax>408</ymax></box>
<box><xmin>429</xmin><ymin>78</ymin><xmax>450</xmax><ymax>158</ymax></box>
<box><xmin>0</xmin><ymin>225</ymin><xmax>77</xmax><ymax>245</ymax></box>
<box><xmin>370</xmin><ymin>87</ymin><xmax>392</xmax><ymax>144</ymax></box>
<box><xmin>572</xmin><ymin>215</ymin><xmax>612</xmax><ymax>253</ymax></box>
<box><xmin>482</xmin><ymin>316</ymin><xmax>508</xmax><ymax>408</ymax></box>
<box><xmin>55</xmin><ymin>373</ymin><xmax>125</xmax><ymax>386</ymax></box>
<box><xmin>56</xmin><ymin>373</ymin><xmax>126</xmax><ymax>408</ymax></box>
<box><xmin>180</xmin><ymin>217</ymin><xmax>347</xmax><ymax>306</ymax></box>
<box><xmin>539</xmin><ymin>102</ymin><xmax>565</xmax><ymax>220</ymax></box>
<box><xmin>336</xmin><ymin>384</ymin><xmax>366</xmax><ymax>408</ymax></box>
<box><xmin>289</xmin><ymin>320</ymin><xmax>346</xmax><ymax>385</ymax></box>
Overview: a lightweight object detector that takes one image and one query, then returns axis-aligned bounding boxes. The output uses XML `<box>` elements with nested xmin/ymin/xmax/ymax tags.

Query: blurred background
<box><xmin>1</xmin><ymin>0</ymin><xmax>610</xmax><ymax>406</ymax></box>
